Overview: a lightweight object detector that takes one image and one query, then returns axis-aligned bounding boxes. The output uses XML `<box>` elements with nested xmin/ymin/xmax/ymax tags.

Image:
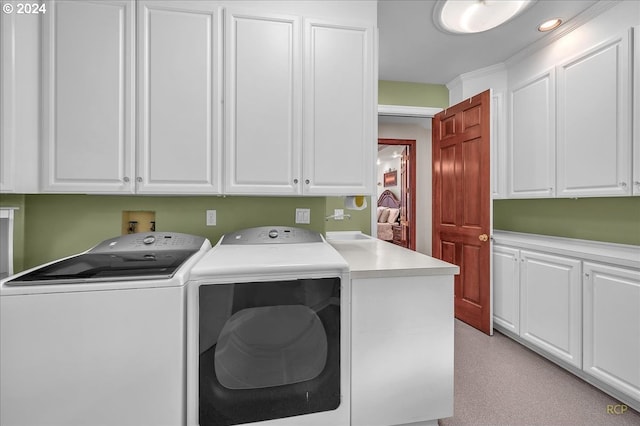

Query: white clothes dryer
<box><xmin>0</xmin><ymin>232</ymin><xmax>211</xmax><ymax>426</ymax></box>
<box><xmin>186</xmin><ymin>226</ymin><xmax>350</xmax><ymax>426</ymax></box>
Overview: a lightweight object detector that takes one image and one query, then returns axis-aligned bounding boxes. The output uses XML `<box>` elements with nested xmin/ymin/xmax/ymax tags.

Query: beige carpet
<box><xmin>439</xmin><ymin>320</ymin><xmax>640</xmax><ymax>426</ymax></box>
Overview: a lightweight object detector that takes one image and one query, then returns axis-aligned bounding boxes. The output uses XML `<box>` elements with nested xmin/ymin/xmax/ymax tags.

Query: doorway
<box><xmin>377</xmin><ymin>139</ymin><xmax>416</xmax><ymax>250</ymax></box>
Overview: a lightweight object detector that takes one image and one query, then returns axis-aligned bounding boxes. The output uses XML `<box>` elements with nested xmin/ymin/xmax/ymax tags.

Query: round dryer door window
<box><xmin>214</xmin><ymin>305</ymin><xmax>328</xmax><ymax>389</ymax></box>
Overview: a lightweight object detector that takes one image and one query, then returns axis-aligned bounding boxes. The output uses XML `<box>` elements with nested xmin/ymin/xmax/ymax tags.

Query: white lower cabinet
<box><xmin>493</xmin><ymin>232</ymin><xmax>640</xmax><ymax>411</ymax></box>
<box><xmin>519</xmin><ymin>250</ymin><xmax>582</xmax><ymax>368</ymax></box>
<box><xmin>351</xmin><ymin>275</ymin><xmax>453</xmax><ymax>425</ymax></box>
<box><xmin>492</xmin><ymin>245</ymin><xmax>520</xmax><ymax>334</ymax></box>
<box><xmin>583</xmin><ymin>262</ymin><xmax>640</xmax><ymax>402</ymax></box>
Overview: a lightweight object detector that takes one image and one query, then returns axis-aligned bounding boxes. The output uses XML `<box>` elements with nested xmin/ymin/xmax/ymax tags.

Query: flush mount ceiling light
<box><xmin>537</xmin><ymin>18</ymin><xmax>562</xmax><ymax>32</ymax></box>
<box><xmin>434</xmin><ymin>0</ymin><xmax>535</xmax><ymax>34</ymax></box>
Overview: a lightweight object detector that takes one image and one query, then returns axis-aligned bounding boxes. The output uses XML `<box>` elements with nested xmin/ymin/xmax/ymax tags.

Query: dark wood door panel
<box><xmin>433</xmin><ymin>90</ymin><xmax>491</xmax><ymax>335</ymax></box>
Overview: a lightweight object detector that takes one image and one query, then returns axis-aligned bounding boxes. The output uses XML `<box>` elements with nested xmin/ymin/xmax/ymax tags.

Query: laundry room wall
<box><xmin>17</xmin><ymin>195</ymin><xmax>337</xmax><ymax>271</ymax></box>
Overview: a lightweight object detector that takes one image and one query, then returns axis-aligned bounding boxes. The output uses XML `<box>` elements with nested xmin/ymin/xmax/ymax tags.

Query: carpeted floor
<box><xmin>439</xmin><ymin>320</ymin><xmax>640</xmax><ymax>426</ymax></box>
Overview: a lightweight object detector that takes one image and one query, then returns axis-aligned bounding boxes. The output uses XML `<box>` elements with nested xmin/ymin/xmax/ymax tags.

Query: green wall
<box><xmin>0</xmin><ymin>194</ymin><xmax>370</xmax><ymax>272</ymax></box>
<box><xmin>379</xmin><ymin>80</ymin><xmax>449</xmax><ymax>108</ymax></box>
<box><xmin>494</xmin><ymin>197</ymin><xmax>640</xmax><ymax>246</ymax></box>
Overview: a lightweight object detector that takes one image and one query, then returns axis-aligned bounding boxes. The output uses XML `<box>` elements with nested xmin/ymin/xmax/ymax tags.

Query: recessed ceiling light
<box><xmin>537</xmin><ymin>18</ymin><xmax>562</xmax><ymax>32</ymax></box>
<box><xmin>434</xmin><ymin>0</ymin><xmax>535</xmax><ymax>35</ymax></box>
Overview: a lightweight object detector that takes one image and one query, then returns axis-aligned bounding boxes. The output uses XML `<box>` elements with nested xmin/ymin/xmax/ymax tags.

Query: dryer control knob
<box><xmin>268</xmin><ymin>229</ymin><xmax>279</xmax><ymax>239</ymax></box>
<box><xmin>143</xmin><ymin>235</ymin><xmax>156</xmax><ymax>245</ymax></box>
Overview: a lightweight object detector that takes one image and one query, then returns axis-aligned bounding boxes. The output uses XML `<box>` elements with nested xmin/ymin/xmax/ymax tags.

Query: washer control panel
<box><xmin>90</xmin><ymin>232</ymin><xmax>207</xmax><ymax>253</ymax></box>
<box><xmin>221</xmin><ymin>226</ymin><xmax>323</xmax><ymax>245</ymax></box>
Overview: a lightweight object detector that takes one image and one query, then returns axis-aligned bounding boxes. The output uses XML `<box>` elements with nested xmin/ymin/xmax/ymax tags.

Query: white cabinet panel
<box><xmin>520</xmin><ymin>250</ymin><xmax>582</xmax><ymax>368</ymax></box>
<box><xmin>557</xmin><ymin>31</ymin><xmax>632</xmax><ymax>197</ymax></box>
<box><xmin>351</xmin><ymin>275</ymin><xmax>453</xmax><ymax>425</ymax></box>
<box><xmin>0</xmin><ymin>10</ymin><xmax>15</xmax><ymax>192</ymax></box>
<box><xmin>137</xmin><ymin>1</ymin><xmax>221</xmax><ymax>194</ymax></box>
<box><xmin>508</xmin><ymin>70</ymin><xmax>555</xmax><ymax>198</ymax></box>
<box><xmin>583</xmin><ymin>262</ymin><xmax>640</xmax><ymax>402</ymax></box>
<box><xmin>491</xmin><ymin>92</ymin><xmax>507</xmax><ymax>199</ymax></box>
<box><xmin>493</xmin><ymin>245</ymin><xmax>520</xmax><ymax>334</ymax></box>
<box><xmin>42</xmin><ymin>0</ymin><xmax>135</xmax><ymax>193</ymax></box>
<box><xmin>224</xmin><ymin>9</ymin><xmax>301</xmax><ymax>195</ymax></box>
<box><xmin>633</xmin><ymin>26</ymin><xmax>640</xmax><ymax>196</ymax></box>
<box><xmin>303</xmin><ymin>18</ymin><xmax>374</xmax><ymax>196</ymax></box>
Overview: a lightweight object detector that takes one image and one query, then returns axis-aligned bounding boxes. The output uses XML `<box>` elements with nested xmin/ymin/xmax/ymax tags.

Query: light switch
<box><xmin>295</xmin><ymin>208</ymin><xmax>310</xmax><ymax>224</ymax></box>
<box><xmin>334</xmin><ymin>209</ymin><xmax>344</xmax><ymax>220</ymax></box>
<box><xmin>206</xmin><ymin>210</ymin><xmax>216</xmax><ymax>226</ymax></box>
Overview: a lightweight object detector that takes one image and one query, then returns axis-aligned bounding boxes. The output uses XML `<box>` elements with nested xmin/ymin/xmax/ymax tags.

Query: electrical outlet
<box><xmin>206</xmin><ymin>210</ymin><xmax>216</xmax><ymax>226</ymax></box>
<box><xmin>295</xmin><ymin>208</ymin><xmax>310</xmax><ymax>224</ymax></box>
<box><xmin>334</xmin><ymin>209</ymin><xmax>344</xmax><ymax>220</ymax></box>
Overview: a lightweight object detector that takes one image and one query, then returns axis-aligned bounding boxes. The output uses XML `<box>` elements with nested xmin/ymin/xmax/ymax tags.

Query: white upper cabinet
<box><xmin>42</xmin><ymin>0</ymin><xmax>135</xmax><ymax>193</ymax></box>
<box><xmin>303</xmin><ymin>18</ymin><xmax>374</xmax><ymax>196</ymax></box>
<box><xmin>634</xmin><ymin>26</ymin><xmax>640</xmax><ymax>196</ymax></box>
<box><xmin>556</xmin><ymin>30</ymin><xmax>632</xmax><ymax>198</ymax></box>
<box><xmin>225</xmin><ymin>13</ymin><xmax>375</xmax><ymax>196</ymax></box>
<box><xmin>224</xmin><ymin>9</ymin><xmax>301</xmax><ymax>195</ymax></box>
<box><xmin>508</xmin><ymin>69</ymin><xmax>556</xmax><ymax>198</ymax></box>
<box><xmin>137</xmin><ymin>1</ymin><xmax>222</xmax><ymax>194</ymax></box>
<box><xmin>38</xmin><ymin>1</ymin><xmax>374</xmax><ymax>196</ymax></box>
<box><xmin>1</xmin><ymin>10</ymin><xmax>15</xmax><ymax>192</ymax></box>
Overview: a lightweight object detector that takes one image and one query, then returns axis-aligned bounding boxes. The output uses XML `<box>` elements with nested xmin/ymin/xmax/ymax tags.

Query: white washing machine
<box><xmin>0</xmin><ymin>232</ymin><xmax>211</xmax><ymax>426</ymax></box>
<box><xmin>186</xmin><ymin>226</ymin><xmax>350</xmax><ymax>426</ymax></box>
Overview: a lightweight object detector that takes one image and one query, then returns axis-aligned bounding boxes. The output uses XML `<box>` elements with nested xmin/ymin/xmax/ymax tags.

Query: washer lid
<box><xmin>4</xmin><ymin>232</ymin><xmax>208</xmax><ymax>286</ymax></box>
<box><xmin>220</xmin><ymin>226</ymin><xmax>323</xmax><ymax>245</ymax></box>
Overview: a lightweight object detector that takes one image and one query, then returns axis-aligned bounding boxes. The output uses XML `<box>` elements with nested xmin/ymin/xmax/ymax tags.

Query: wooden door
<box><xmin>400</xmin><ymin>147</ymin><xmax>409</xmax><ymax>247</ymax></box>
<box><xmin>432</xmin><ymin>90</ymin><xmax>491</xmax><ymax>334</ymax></box>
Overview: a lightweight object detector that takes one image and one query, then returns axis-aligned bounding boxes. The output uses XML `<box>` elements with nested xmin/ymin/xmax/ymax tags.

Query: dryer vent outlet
<box><xmin>122</xmin><ymin>211</ymin><xmax>156</xmax><ymax>234</ymax></box>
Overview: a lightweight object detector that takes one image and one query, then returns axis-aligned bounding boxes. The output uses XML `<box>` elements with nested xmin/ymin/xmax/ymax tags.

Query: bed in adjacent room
<box><xmin>376</xmin><ymin>190</ymin><xmax>401</xmax><ymax>242</ymax></box>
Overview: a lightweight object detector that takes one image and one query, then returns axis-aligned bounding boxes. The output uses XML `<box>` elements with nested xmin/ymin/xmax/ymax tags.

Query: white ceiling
<box><xmin>377</xmin><ymin>0</ymin><xmax>602</xmax><ymax>85</ymax></box>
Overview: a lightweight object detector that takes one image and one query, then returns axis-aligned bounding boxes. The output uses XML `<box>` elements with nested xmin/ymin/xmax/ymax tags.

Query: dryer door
<box><xmin>198</xmin><ymin>278</ymin><xmax>341</xmax><ymax>426</ymax></box>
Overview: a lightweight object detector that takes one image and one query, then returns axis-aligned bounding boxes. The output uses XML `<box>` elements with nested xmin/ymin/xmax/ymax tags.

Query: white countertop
<box><xmin>493</xmin><ymin>231</ymin><xmax>640</xmax><ymax>269</ymax></box>
<box><xmin>325</xmin><ymin>232</ymin><xmax>459</xmax><ymax>279</ymax></box>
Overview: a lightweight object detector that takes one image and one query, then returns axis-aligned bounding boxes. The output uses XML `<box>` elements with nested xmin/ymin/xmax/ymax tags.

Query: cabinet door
<box><xmin>508</xmin><ymin>70</ymin><xmax>555</xmax><ymax>198</ymax></box>
<box><xmin>583</xmin><ymin>262</ymin><xmax>640</xmax><ymax>402</ymax></box>
<box><xmin>224</xmin><ymin>9</ymin><xmax>301</xmax><ymax>195</ymax></box>
<box><xmin>491</xmin><ymin>91</ymin><xmax>507</xmax><ymax>199</ymax></box>
<box><xmin>557</xmin><ymin>31</ymin><xmax>632</xmax><ymax>197</ymax></box>
<box><xmin>42</xmin><ymin>0</ymin><xmax>135</xmax><ymax>193</ymax></box>
<box><xmin>137</xmin><ymin>1</ymin><xmax>221</xmax><ymax>194</ymax></box>
<box><xmin>634</xmin><ymin>26</ymin><xmax>640</xmax><ymax>196</ymax></box>
<box><xmin>1</xmin><ymin>10</ymin><xmax>15</xmax><ymax>192</ymax></box>
<box><xmin>351</xmin><ymin>276</ymin><xmax>454</xmax><ymax>425</ymax></box>
<box><xmin>520</xmin><ymin>250</ymin><xmax>582</xmax><ymax>368</ymax></box>
<box><xmin>303</xmin><ymin>18</ymin><xmax>374</xmax><ymax>196</ymax></box>
<box><xmin>492</xmin><ymin>245</ymin><xmax>520</xmax><ymax>334</ymax></box>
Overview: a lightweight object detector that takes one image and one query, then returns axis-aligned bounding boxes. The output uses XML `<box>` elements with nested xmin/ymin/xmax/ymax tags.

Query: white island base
<box><xmin>326</xmin><ymin>232</ymin><xmax>459</xmax><ymax>426</ymax></box>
